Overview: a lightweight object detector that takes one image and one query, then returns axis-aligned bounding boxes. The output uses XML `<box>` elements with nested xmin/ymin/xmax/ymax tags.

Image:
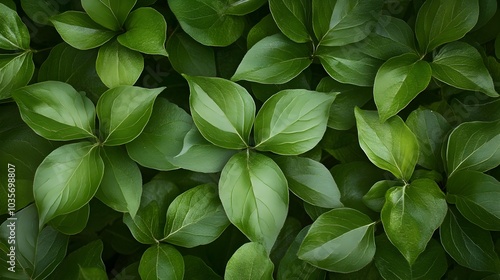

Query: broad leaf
<box><xmin>225</xmin><ymin>242</ymin><xmax>274</xmax><ymax>280</ymax></box>
<box><xmin>166</xmin><ymin>32</ymin><xmax>217</xmax><ymax>77</ymax></box>
<box><xmin>225</xmin><ymin>0</ymin><xmax>267</xmax><ymax>15</ymax></box>
<box><xmin>183</xmin><ymin>255</ymin><xmax>222</xmax><ymax>280</ymax></box>
<box><xmin>163</xmin><ymin>183</ymin><xmax>230</xmax><ymax>247</ymax></box>
<box><xmin>139</xmin><ymin>244</ymin><xmax>184</xmax><ymax>280</ymax></box>
<box><xmin>381</xmin><ymin>179</ymin><xmax>447</xmax><ymax>264</ymax></box>
<box><xmin>117</xmin><ymin>7</ymin><xmax>168</xmax><ymax>56</ymax></box>
<box><xmin>51</xmin><ymin>11</ymin><xmax>117</xmax><ymax>50</ymax></box>
<box><xmin>49</xmin><ymin>204</ymin><xmax>90</xmax><ymax>235</ymax></box>
<box><xmin>374</xmin><ymin>53</ymin><xmax>432</xmax><ymax>121</ymax></box>
<box><xmin>270</xmin><ymin>217</ymin><xmax>302</xmax><ymax>266</ymax></box>
<box><xmin>13</xmin><ymin>81</ymin><xmax>96</xmax><ymax>141</ymax></box>
<box><xmin>269</xmin><ymin>0</ymin><xmax>312</xmax><ymax>43</ymax></box>
<box><xmin>298</xmin><ymin>208</ymin><xmax>376</xmax><ymax>273</ymax></box>
<box><xmin>219</xmin><ymin>151</ymin><xmax>288</xmax><ymax>253</ymax></box>
<box><xmin>0</xmin><ymin>52</ymin><xmax>34</xmax><ymax>100</ymax></box>
<box><xmin>431</xmin><ymin>42</ymin><xmax>498</xmax><ymax>97</ymax></box>
<box><xmin>232</xmin><ymin>34</ymin><xmax>312</xmax><ymax>84</ymax></box>
<box><xmin>247</xmin><ymin>14</ymin><xmax>281</xmax><ymax>49</ymax></box>
<box><xmin>0</xmin><ymin>3</ymin><xmax>30</xmax><ymax>50</ymax></box>
<box><xmin>362</xmin><ymin>180</ymin><xmax>401</xmax><ymax>212</ymax></box>
<box><xmin>96</xmin><ymin>39</ymin><xmax>144</xmax><ymax>88</ymax></box>
<box><xmin>96</xmin><ymin>86</ymin><xmax>163</xmax><ymax>146</ymax></box>
<box><xmin>254</xmin><ymin>89</ymin><xmax>334</xmax><ymax>155</ymax></box>
<box><xmin>81</xmin><ymin>0</ymin><xmax>136</xmax><ymax>31</ymax></box>
<box><xmin>447</xmin><ymin>170</ymin><xmax>500</xmax><ymax>231</ymax></box>
<box><xmin>354</xmin><ymin>108</ymin><xmax>419</xmax><ymax>181</ymax></box>
<box><xmin>20</xmin><ymin>0</ymin><xmax>61</xmax><ymax>25</ymax></box>
<box><xmin>186</xmin><ymin>75</ymin><xmax>255</xmax><ymax>149</ymax></box>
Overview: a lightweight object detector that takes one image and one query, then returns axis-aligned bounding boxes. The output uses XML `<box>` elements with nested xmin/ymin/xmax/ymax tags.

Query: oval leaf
<box><xmin>269</xmin><ymin>0</ymin><xmax>311</xmax><ymax>43</ymax></box>
<box><xmin>139</xmin><ymin>244</ymin><xmax>184</xmax><ymax>280</ymax></box>
<box><xmin>166</xmin><ymin>32</ymin><xmax>216</xmax><ymax>77</ymax></box>
<box><xmin>81</xmin><ymin>0</ymin><xmax>136</xmax><ymax>31</ymax></box>
<box><xmin>49</xmin><ymin>204</ymin><xmax>90</xmax><ymax>235</ymax></box>
<box><xmin>48</xmin><ymin>240</ymin><xmax>105</xmax><ymax>280</ymax></box>
<box><xmin>0</xmin><ymin>52</ymin><xmax>35</xmax><ymax>100</ymax></box>
<box><xmin>225</xmin><ymin>242</ymin><xmax>274</xmax><ymax>280</ymax></box>
<box><xmin>0</xmin><ymin>3</ymin><xmax>30</xmax><ymax>50</ymax></box>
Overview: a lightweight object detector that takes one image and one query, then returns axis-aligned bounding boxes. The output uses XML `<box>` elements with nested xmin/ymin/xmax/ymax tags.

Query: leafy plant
<box><xmin>1</xmin><ymin>0</ymin><xmax>500</xmax><ymax>279</ymax></box>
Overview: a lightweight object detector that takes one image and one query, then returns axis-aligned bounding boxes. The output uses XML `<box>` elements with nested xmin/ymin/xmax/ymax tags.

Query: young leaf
<box><xmin>49</xmin><ymin>240</ymin><xmax>106</xmax><ymax>280</ymax></box>
<box><xmin>440</xmin><ymin>207</ymin><xmax>500</xmax><ymax>272</ymax></box>
<box><xmin>0</xmin><ymin>3</ymin><xmax>30</xmax><ymax>50</ymax></box>
<box><xmin>139</xmin><ymin>244</ymin><xmax>184</xmax><ymax>280</ymax></box>
<box><xmin>447</xmin><ymin>170</ymin><xmax>500</xmax><ymax>231</ymax></box>
<box><xmin>381</xmin><ymin>179</ymin><xmax>447</xmax><ymax>264</ymax></box>
<box><xmin>49</xmin><ymin>204</ymin><xmax>90</xmax><ymax>235</ymax></box>
<box><xmin>362</xmin><ymin>180</ymin><xmax>401</xmax><ymax>212</ymax></box>
<box><xmin>219</xmin><ymin>151</ymin><xmax>289</xmax><ymax>253</ymax></box>
<box><xmin>186</xmin><ymin>75</ymin><xmax>255</xmax><ymax>149</ymax></box>
<box><xmin>96</xmin><ymin>39</ymin><xmax>144</xmax><ymax>88</ymax></box>
<box><xmin>163</xmin><ymin>183</ymin><xmax>230</xmax><ymax>247</ymax></box>
<box><xmin>166</xmin><ymin>32</ymin><xmax>217</xmax><ymax>77</ymax></box>
<box><xmin>254</xmin><ymin>89</ymin><xmax>334</xmax><ymax>155</ymax></box>
<box><xmin>81</xmin><ymin>0</ymin><xmax>136</xmax><ymax>31</ymax></box>
<box><xmin>298</xmin><ymin>208</ymin><xmax>376</xmax><ymax>273</ymax></box>
<box><xmin>34</xmin><ymin>142</ymin><xmax>104</xmax><ymax>227</ymax></box>
<box><xmin>415</xmin><ymin>0</ymin><xmax>479</xmax><ymax>53</ymax></box>
<box><xmin>354</xmin><ymin>108</ymin><xmax>419</xmax><ymax>181</ymax></box>
<box><xmin>269</xmin><ymin>0</ymin><xmax>311</xmax><ymax>43</ymax></box>
<box><xmin>431</xmin><ymin>42</ymin><xmax>498</xmax><ymax>97</ymax></box>
<box><xmin>232</xmin><ymin>34</ymin><xmax>312</xmax><ymax>84</ymax></box>
<box><xmin>51</xmin><ymin>11</ymin><xmax>117</xmax><ymax>50</ymax></box>
<box><xmin>13</xmin><ymin>81</ymin><xmax>96</xmax><ymax>141</ymax></box>
<box><xmin>374</xmin><ymin>53</ymin><xmax>432</xmax><ymax>121</ymax></box>
<box><xmin>117</xmin><ymin>7</ymin><xmax>168</xmax><ymax>56</ymax></box>
<box><xmin>0</xmin><ymin>52</ymin><xmax>35</xmax><ymax>100</ymax></box>
<box><xmin>96</xmin><ymin>86</ymin><xmax>163</xmax><ymax>146</ymax></box>
<box><xmin>225</xmin><ymin>242</ymin><xmax>274</xmax><ymax>280</ymax></box>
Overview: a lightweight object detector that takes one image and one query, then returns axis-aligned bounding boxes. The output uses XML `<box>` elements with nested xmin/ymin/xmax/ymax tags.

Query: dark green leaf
<box><xmin>139</xmin><ymin>244</ymin><xmax>184</xmax><ymax>280</ymax></box>
<box><xmin>450</xmin><ymin>97</ymin><xmax>500</xmax><ymax>122</ymax></box>
<box><xmin>362</xmin><ymin>180</ymin><xmax>401</xmax><ymax>212</ymax></box>
<box><xmin>270</xmin><ymin>217</ymin><xmax>302</xmax><ymax>266</ymax></box>
<box><xmin>0</xmin><ymin>3</ymin><xmax>30</xmax><ymax>50</ymax></box>
<box><xmin>0</xmin><ymin>53</ymin><xmax>34</xmax><ymax>100</ymax></box>
<box><xmin>166</xmin><ymin>32</ymin><xmax>216</xmax><ymax>77</ymax></box>
<box><xmin>473</xmin><ymin>0</ymin><xmax>498</xmax><ymax>31</ymax></box>
<box><xmin>20</xmin><ymin>0</ymin><xmax>61</xmax><ymax>25</ymax></box>
<box><xmin>225</xmin><ymin>242</ymin><xmax>274</xmax><ymax>280</ymax></box>
<box><xmin>269</xmin><ymin>0</ymin><xmax>311</xmax><ymax>43</ymax></box>
<box><xmin>81</xmin><ymin>0</ymin><xmax>136</xmax><ymax>31</ymax></box>
<box><xmin>49</xmin><ymin>204</ymin><xmax>90</xmax><ymax>235</ymax></box>
<box><xmin>225</xmin><ymin>0</ymin><xmax>267</xmax><ymax>15</ymax></box>
<box><xmin>496</xmin><ymin>34</ymin><xmax>500</xmax><ymax>59</ymax></box>
<box><xmin>48</xmin><ymin>240</ymin><xmax>105</xmax><ymax>280</ymax></box>
<box><xmin>247</xmin><ymin>14</ymin><xmax>280</xmax><ymax>49</ymax></box>
<box><xmin>183</xmin><ymin>255</ymin><xmax>222</xmax><ymax>280</ymax></box>
<box><xmin>321</xmin><ymin>129</ymin><xmax>367</xmax><ymax>163</ymax></box>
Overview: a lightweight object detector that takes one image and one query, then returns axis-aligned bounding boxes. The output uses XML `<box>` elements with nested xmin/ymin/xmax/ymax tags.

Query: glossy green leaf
<box><xmin>362</xmin><ymin>180</ymin><xmax>400</xmax><ymax>212</ymax></box>
<box><xmin>96</xmin><ymin>86</ymin><xmax>163</xmax><ymax>146</ymax></box>
<box><xmin>381</xmin><ymin>179</ymin><xmax>447</xmax><ymax>264</ymax></box>
<box><xmin>48</xmin><ymin>240</ymin><xmax>105</xmax><ymax>280</ymax></box>
<box><xmin>20</xmin><ymin>0</ymin><xmax>61</xmax><ymax>25</ymax></box>
<box><xmin>49</xmin><ymin>204</ymin><xmax>90</xmax><ymax>235</ymax></box>
<box><xmin>51</xmin><ymin>11</ymin><xmax>117</xmax><ymax>50</ymax></box>
<box><xmin>431</xmin><ymin>42</ymin><xmax>498</xmax><ymax>97</ymax></box>
<box><xmin>96</xmin><ymin>39</ymin><xmax>144</xmax><ymax>88</ymax></box>
<box><xmin>0</xmin><ymin>3</ymin><xmax>30</xmax><ymax>50</ymax></box>
<box><xmin>225</xmin><ymin>0</ymin><xmax>267</xmax><ymax>15</ymax></box>
<box><xmin>126</xmin><ymin>98</ymin><xmax>192</xmax><ymax>171</ymax></box>
<box><xmin>270</xmin><ymin>217</ymin><xmax>302</xmax><ymax>266</ymax></box>
<box><xmin>225</xmin><ymin>242</ymin><xmax>274</xmax><ymax>280</ymax></box>
<box><xmin>186</xmin><ymin>75</ymin><xmax>255</xmax><ymax>149</ymax></box>
<box><xmin>446</xmin><ymin>120</ymin><xmax>500</xmax><ymax>177</ymax></box>
<box><xmin>117</xmin><ymin>7</ymin><xmax>168</xmax><ymax>56</ymax></box>
<box><xmin>139</xmin><ymin>244</ymin><xmax>184</xmax><ymax>280</ymax></box>
<box><xmin>13</xmin><ymin>81</ymin><xmax>96</xmax><ymax>141</ymax></box>
<box><xmin>447</xmin><ymin>170</ymin><xmax>500</xmax><ymax>231</ymax></box>
<box><xmin>219</xmin><ymin>151</ymin><xmax>288</xmax><ymax>253</ymax></box>
<box><xmin>374</xmin><ymin>53</ymin><xmax>432</xmax><ymax>121</ymax></box>
<box><xmin>274</xmin><ymin>156</ymin><xmax>342</xmax><ymax>208</ymax></box>
<box><xmin>354</xmin><ymin>108</ymin><xmax>419</xmax><ymax>181</ymax></box>
<box><xmin>247</xmin><ymin>14</ymin><xmax>280</xmax><ymax>49</ymax></box>
<box><xmin>0</xmin><ymin>52</ymin><xmax>34</xmax><ymax>100</ymax></box>
<box><xmin>163</xmin><ymin>183</ymin><xmax>230</xmax><ymax>247</ymax></box>
<box><xmin>81</xmin><ymin>0</ymin><xmax>136</xmax><ymax>31</ymax></box>
<box><xmin>440</xmin><ymin>207</ymin><xmax>500</xmax><ymax>272</ymax></box>
<box><xmin>321</xmin><ymin>129</ymin><xmax>367</xmax><ymax>164</ymax></box>
<box><xmin>450</xmin><ymin>96</ymin><xmax>500</xmax><ymax>123</ymax></box>
<box><xmin>254</xmin><ymin>89</ymin><xmax>334</xmax><ymax>155</ymax></box>
<box><xmin>232</xmin><ymin>34</ymin><xmax>312</xmax><ymax>84</ymax></box>
<box><xmin>298</xmin><ymin>208</ymin><xmax>376</xmax><ymax>273</ymax></box>
<box><xmin>415</xmin><ymin>0</ymin><xmax>479</xmax><ymax>52</ymax></box>
<box><xmin>166</xmin><ymin>32</ymin><xmax>216</xmax><ymax>77</ymax></box>
<box><xmin>473</xmin><ymin>0</ymin><xmax>498</xmax><ymax>31</ymax></box>
<box><xmin>183</xmin><ymin>255</ymin><xmax>222</xmax><ymax>280</ymax></box>
<box><xmin>269</xmin><ymin>0</ymin><xmax>311</xmax><ymax>43</ymax></box>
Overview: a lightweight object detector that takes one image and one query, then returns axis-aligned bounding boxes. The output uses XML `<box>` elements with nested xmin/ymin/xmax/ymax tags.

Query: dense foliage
<box><xmin>1</xmin><ymin>0</ymin><xmax>500</xmax><ymax>279</ymax></box>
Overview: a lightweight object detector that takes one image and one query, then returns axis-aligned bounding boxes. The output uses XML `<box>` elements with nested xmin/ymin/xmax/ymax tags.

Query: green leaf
<box><xmin>274</xmin><ymin>156</ymin><xmax>342</xmax><ymax>208</ymax></box>
<box><xmin>298</xmin><ymin>208</ymin><xmax>376</xmax><ymax>273</ymax></box>
<box><xmin>0</xmin><ymin>0</ymin><xmax>15</xmax><ymax>10</ymax></box>
<box><xmin>186</xmin><ymin>75</ymin><xmax>255</xmax><ymax>149</ymax></box>
<box><xmin>431</xmin><ymin>42</ymin><xmax>498</xmax><ymax>97</ymax></box>
<box><xmin>312</xmin><ymin>0</ymin><xmax>383</xmax><ymax>47</ymax></box>
<box><xmin>34</xmin><ymin>142</ymin><xmax>104</xmax><ymax>227</ymax></box>
<box><xmin>163</xmin><ymin>183</ymin><xmax>230</xmax><ymax>247</ymax></box>
<box><xmin>374</xmin><ymin>53</ymin><xmax>432</xmax><ymax>121</ymax></box>
<box><xmin>96</xmin><ymin>85</ymin><xmax>163</xmax><ymax>146</ymax></box>
<box><xmin>95</xmin><ymin>146</ymin><xmax>142</xmax><ymax>217</ymax></box>
<box><xmin>381</xmin><ymin>179</ymin><xmax>447</xmax><ymax>264</ymax></box>
<box><xmin>269</xmin><ymin>0</ymin><xmax>311</xmax><ymax>43</ymax></box>
<box><xmin>126</xmin><ymin>98</ymin><xmax>193</xmax><ymax>170</ymax></box>
<box><xmin>225</xmin><ymin>242</ymin><xmax>274</xmax><ymax>280</ymax></box>
<box><xmin>496</xmin><ymin>34</ymin><xmax>500</xmax><ymax>59</ymax></box>
<box><xmin>219</xmin><ymin>151</ymin><xmax>288</xmax><ymax>253</ymax></box>
<box><xmin>354</xmin><ymin>108</ymin><xmax>419</xmax><ymax>181</ymax></box>
<box><xmin>0</xmin><ymin>3</ymin><xmax>30</xmax><ymax>50</ymax></box>
<box><xmin>246</xmin><ymin>14</ymin><xmax>280</xmax><ymax>49</ymax></box>
<box><xmin>81</xmin><ymin>0</ymin><xmax>136</xmax><ymax>31</ymax></box>
<box><xmin>96</xmin><ymin>39</ymin><xmax>144</xmax><ymax>88</ymax></box>
<box><xmin>406</xmin><ymin>108</ymin><xmax>451</xmax><ymax>172</ymax></box>
<box><xmin>446</xmin><ymin>120</ymin><xmax>500</xmax><ymax>177</ymax></box>
<box><xmin>117</xmin><ymin>7</ymin><xmax>168</xmax><ymax>56</ymax></box>
<box><xmin>447</xmin><ymin>170</ymin><xmax>500</xmax><ymax>231</ymax></box>
<box><xmin>48</xmin><ymin>240</ymin><xmax>105</xmax><ymax>280</ymax></box>
<box><xmin>13</xmin><ymin>81</ymin><xmax>96</xmax><ymax>141</ymax></box>
<box><xmin>183</xmin><ymin>255</ymin><xmax>222</xmax><ymax>280</ymax></box>
<box><xmin>49</xmin><ymin>204</ymin><xmax>90</xmax><ymax>235</ymax></box>
<box><xmin>232</xmin><ymin>34</ymin><xmax>312</xmax><ymax>84</ymax></box>
<box><xmin>167</xmin><ymin>0</ymin><xmax>245</xmax><ymax>46</ymax></box>
<box><xmin>415</xmin><ymin>0</ymin><xmax>479</xmax><ymax>53</ymax></box>
<box><xmin>362</xmin><ymin>180</ymin><xmax>400</xmax><ymax>212</ymax></box>
<box><xmin>225</xmin><ymin>0</ymin><xmax>267</xmax><ymax>15</ymax></box>
<box><xmin>0</xmin><ymin>52</ymin><xmax>35</xmax><ymax>100</ymax></box>
<box><xmin>20</xmin><ymin>0</ymin><xmax>61</xmax><ymax>25</ymax></box>
<box><xmin>374</xmin><ymin>234</ymin><xmax>448</xmax><ymax>280</ymax></box>
<box><xmin>254</xmin><ymin>89</ymin><xmax>334</xmax><ymax>155</ymax></box>
<box><xmin>139</xmin><ymin>244</ymin><xmax>184</xmax><ymax>280</ymax></box>
<box><xmin>166</xmin><ymin>32</ymin><xmax>216</xmax><ymax>77</ymax></box>
<box><xmin>51</xmin><ymin>11</ymin><xmax>117</xmax><ymax>50</ymax></box>
<box><xmin>440</xmin><ymin>207</ymin><xmax>500</xmax><ymax>272</ymax></box>
<box><xmin>79</xmin><ymin>267</ymin><xmax>108</xmax><ymax>279</ymax></box>
<box><xmin>270</xmin><ymin>217</ymin><xmax>302</xmax><ymax>265</ymax></box>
